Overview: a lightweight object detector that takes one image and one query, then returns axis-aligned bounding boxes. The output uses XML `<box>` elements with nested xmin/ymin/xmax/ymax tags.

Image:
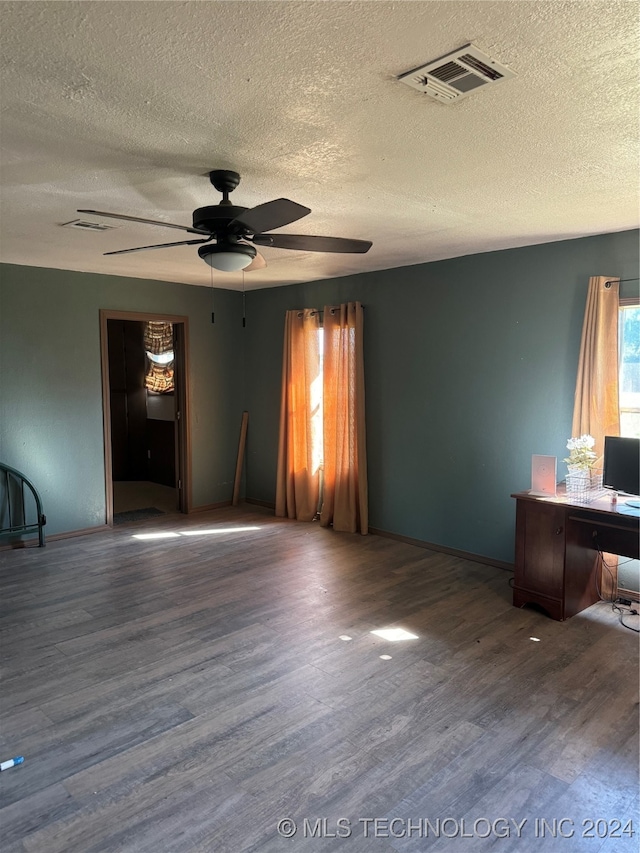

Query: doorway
<box><xmin>100</xmin><ymin>310</ymin><xmax>191</xmax><ymax>525</ymax></box>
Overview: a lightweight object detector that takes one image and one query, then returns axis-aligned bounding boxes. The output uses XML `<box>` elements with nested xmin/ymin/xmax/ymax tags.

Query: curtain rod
<box><xmin>605</xmin><ymin>278</ymin><xmax>639</xmax><ymax>285</ymax></box>
<box><xmin>297</xmin><ymin>305</ymin><xmax>365</xmax><ymax>319</ymax></box>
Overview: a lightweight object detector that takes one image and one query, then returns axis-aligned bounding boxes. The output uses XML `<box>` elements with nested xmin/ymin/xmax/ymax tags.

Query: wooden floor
<box><xmin>113</xmin><ymin>481</ymin><xmax>177</xmax><ymax>515</ymax></box>
<box><xmin>1</xmin><ymin>507</ymin><xmax>638</xmax><ymax>852</ymax></box>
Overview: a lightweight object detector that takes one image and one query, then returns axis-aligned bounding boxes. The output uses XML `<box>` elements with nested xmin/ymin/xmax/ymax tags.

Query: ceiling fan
<box><xmin>78</xmin><ymin>169</ymin><xmax>372</xmax><ymax>272</ymax></box>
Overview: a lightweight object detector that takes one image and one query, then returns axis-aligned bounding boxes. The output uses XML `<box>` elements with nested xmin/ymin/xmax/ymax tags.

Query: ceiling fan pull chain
<box><xmin>242</xmin><ymin>271</ymin><xmax>246</xmax><ymax>327</ymax></box>
<box><xmin>210</xmin><ymin>265</ymin><xmax>215</xmax><ymax>325</ymax></box>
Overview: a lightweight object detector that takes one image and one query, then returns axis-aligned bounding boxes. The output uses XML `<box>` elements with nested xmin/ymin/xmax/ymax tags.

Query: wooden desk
<box><xmin>511</xmin><ymin>488</ymin><xmax>640</xmax><ymax>621</ymax></box>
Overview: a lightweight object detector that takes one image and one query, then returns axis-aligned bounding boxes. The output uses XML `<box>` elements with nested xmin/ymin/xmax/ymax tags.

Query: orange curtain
<box><xmin>320</xmin><ymin>302</ymin><xmax>368</xmax><ymax>534</ymax></box>
<box><xmin>275</xmin><ymin>309</ymin><xmax>321</xmax><ymax>521</ymax></box>
<box><xmin>571</xmin><ymin>276</ymin><xmax>620</xmax><ymax>458</ymax></box>
<box><xmin>571</xmin><ymin>275</ymin><xmax>620</xmax><ymax>597</ymax></box>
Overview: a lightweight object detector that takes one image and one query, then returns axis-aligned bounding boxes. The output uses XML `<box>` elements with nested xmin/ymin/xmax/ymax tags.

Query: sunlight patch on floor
<box><xmin>179</xmin><ymin>526</ymin><xmax>262</xmax><ymax>536</ymax></box>
<box><xmin>132</xmin><ymin>532</ymin><xmax>181</xmax><ymax>540</ymax></box>
<box><xmin>371</xmin><ymin>627</ymin><xmax>419</xmax><ymax>641</ymax></box>
<box><xmin>132</xmin><ymin>525</ymin><xmax>262</xmax><ymax>540</ymax></box>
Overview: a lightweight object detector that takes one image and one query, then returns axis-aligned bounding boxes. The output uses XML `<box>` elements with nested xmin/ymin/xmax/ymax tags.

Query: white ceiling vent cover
<box><xmin>398</xmin><ymin>44</ymin><xmax>516</xmax><ymax>103</ymax></box>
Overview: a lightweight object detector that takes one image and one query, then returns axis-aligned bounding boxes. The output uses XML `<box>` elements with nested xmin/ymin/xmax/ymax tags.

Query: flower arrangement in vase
<box><xmin>564</xmin><ymin>434</ymin><xmax>597</xmax><ymax>473</ymax></box>
<box><xmin>564</xmin><ymin>434</ymin><xmax>602</xmax><ymax>500</ymax></box>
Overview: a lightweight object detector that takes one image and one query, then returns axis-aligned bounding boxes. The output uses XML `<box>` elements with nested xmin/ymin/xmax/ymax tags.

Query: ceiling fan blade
<box><xmin>104</xmin><ymin>238</ymin><xmax>211</xmax><ymax>256</ymax></box>
<box><xmin>244</xmin><ymin>251</ymin><xmax>267</xmax><ymax>272</ymax></box>
<box><xmin>232</xmin><ymin>199</ymin><xmax>310</xmax><ymax>234</ymax></box>
<box><xmin>252</xmin><ymin>233</ymin><xmax>372</xmax><ymax>254</ymax></box>
<box><xmin>78</xmin><ymin>209</ymin><xmax>209</xmax><ymax>235</ymax></box>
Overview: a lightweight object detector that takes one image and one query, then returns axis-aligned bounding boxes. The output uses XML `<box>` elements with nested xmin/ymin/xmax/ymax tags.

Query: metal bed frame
<box><xmin>0</xmin><ymin>463</ymin><xmax>46</xmax><ymax>547</ymax></box>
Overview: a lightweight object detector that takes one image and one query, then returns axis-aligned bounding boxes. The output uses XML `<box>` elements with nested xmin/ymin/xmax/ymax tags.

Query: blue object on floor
<box><xmin>0</xmin><ymin>756</ymin><xmax>24</xmax><ymax>771</ymax></box>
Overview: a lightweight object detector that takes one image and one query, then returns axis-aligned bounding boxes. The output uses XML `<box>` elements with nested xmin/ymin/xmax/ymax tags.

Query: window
<box><xmin>276</xmin><ymin>303</ymin><xmax>367</xmax><ymax>533</ymax></box>
<box><xmin>619</xmin><ymin>302</ymin><xmax>640</xmax><ymax>437</ymax></box>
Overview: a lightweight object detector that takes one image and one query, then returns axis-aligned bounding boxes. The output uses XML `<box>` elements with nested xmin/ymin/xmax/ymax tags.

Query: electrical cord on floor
<box><xmin>614</xmin><ymin>603</ymin><xmax>639</xmax><ymax>633</ymax></box>
<box><xmin>593</xmin><ymin>534</ymin><xmax>639</xmax><ymax>633</ymax></box>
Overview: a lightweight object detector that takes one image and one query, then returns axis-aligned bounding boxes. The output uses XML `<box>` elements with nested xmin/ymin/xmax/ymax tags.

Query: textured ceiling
<box><xmin>1</xmin><ymin>1</ymin><xmax>638</xmax><ymax>291</ymax></box>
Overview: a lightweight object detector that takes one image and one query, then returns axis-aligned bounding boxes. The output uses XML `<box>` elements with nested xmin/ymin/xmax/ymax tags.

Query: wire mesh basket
<box><xmin>565</xmin><ymin>468</ymin><xmax>605</xmax><ymax>503</ymax></box>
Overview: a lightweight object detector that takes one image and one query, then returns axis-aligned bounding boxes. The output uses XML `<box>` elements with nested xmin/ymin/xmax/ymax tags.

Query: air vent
<box><xmin>398</xmin><ymin>43</ymin><xmax>516</xmax><ymax>103</ymax></box>
<box><xmin>62</xmin><ymin>219</ymin><xmax>118</xmax><ymax>232</ymax></box>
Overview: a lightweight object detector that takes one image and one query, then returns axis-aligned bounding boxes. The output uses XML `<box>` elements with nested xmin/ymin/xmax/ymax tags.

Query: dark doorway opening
<box><xmin>100</xmin><ymin>311</ymin><xmax>191</xmax><ymax>526</ymax></box>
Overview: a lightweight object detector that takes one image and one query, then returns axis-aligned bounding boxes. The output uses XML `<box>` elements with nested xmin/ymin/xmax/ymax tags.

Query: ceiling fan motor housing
<box><xmin>192</xmin><ymin>205</ymin><xmax>250</xmax><ymax>235</ymax></box>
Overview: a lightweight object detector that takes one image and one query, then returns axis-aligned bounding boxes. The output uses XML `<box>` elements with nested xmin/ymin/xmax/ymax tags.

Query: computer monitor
<box><xmin>603</xmin><ymin>436</ymin><xmax>640</xmax><ymax>507</ymax></box>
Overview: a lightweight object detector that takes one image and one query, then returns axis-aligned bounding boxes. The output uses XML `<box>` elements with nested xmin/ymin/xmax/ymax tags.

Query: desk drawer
<box><xmin>567</xmin><ymin>514</ymin><xmax>640</xmax><ymax>561</ymax></box>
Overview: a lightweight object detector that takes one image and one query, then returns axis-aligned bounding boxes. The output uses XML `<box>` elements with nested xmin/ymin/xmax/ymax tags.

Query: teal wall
<box><xmin>2</xmin><ymin>229</ymin><xmax>637</xmax><ymax>557</ymax></box>
<box><xmin>243</xmin><ymin>229</ymin><xmax>639</xmax><ymax>564</ymax></box>
<box><xmin>0</xmin><ymin>264</ymin><xmax>244</xmax><ymax>535</ymax></box>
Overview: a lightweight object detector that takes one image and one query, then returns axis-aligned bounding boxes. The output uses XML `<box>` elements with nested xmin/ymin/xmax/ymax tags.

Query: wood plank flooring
<box><xmin>0</xmin><ymin>506</ymin><xmax>638</xmax><ymax>852</ymax></box>
<box><xmin>113</xmin><ymin>481</ymin><xmax>177</xmax><ymax>515</ymax></box>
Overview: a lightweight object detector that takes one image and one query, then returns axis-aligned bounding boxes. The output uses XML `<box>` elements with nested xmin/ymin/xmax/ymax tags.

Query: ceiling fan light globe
<box><xmin>198</xmin><ymin>243</ymin><xmax>256</xmax><ymax>272</ymax></box>
<box><xmin>207</xmin><ymin>252</ymin><xmax>252</xmax><ymax>272</ymax></box>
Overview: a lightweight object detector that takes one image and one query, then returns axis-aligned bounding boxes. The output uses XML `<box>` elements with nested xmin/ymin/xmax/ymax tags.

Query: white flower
<box><xmin>564</xmin><ymin>434</ymin><xmax>597</xmax><ymax>470</ymax></box>
<box><xmin>566</xmin><ymin>435</ymin><xmax>595</xmax><ymax>451</ymax></box>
